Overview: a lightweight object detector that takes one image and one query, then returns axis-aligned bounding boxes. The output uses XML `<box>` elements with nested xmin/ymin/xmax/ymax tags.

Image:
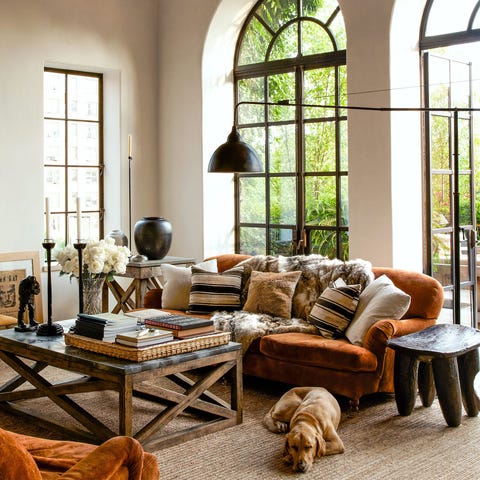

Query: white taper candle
<box><xmin>45</xmin><ymin>197</ymin><xmax>51</xmax><ymax>239</ymax></box>
<box><xmin>128</xmin><ymin>134</ymin><xmax>132</xmax><ymax>157</ymax></box>
<box><xmin>76</xmin><ymin>197</ymin><xmax>82</xmax><ymax>240</ymax></box>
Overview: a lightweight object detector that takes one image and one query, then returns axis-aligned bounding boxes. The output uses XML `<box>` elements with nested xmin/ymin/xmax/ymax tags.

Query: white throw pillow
<box><xmin>161</xmin><ymin>259</ymin><xmax>218</xmax><ymax>310</ymax></box>
<box><xmin>344</xmin><ymin>274</ymin><xmax>411</xmax><ymax>346</ymax></box>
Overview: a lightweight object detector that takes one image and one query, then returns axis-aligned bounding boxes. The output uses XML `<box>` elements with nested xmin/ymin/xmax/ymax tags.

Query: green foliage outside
<box><xmin>428</xmin><ymin>52</ymin><xmax>480</xmax><ymax>278</ymax></box>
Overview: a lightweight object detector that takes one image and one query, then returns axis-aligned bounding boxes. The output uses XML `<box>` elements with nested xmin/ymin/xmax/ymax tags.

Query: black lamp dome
<box><xmin>208</xmin><ymin>126</ymin><xmax>262</xmax><ymax>173</ymax></box>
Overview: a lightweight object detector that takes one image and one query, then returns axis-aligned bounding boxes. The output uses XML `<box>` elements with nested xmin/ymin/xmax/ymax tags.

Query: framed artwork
<box><xmin>0</xmin><ymin>251</ymin><xmax>43</xmax><ymax>323</ymax></box>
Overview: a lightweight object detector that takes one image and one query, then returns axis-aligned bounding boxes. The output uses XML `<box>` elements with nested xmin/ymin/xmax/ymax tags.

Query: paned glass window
<box><xmin>235</xmin><ymin>0</ymin><xmax>348</xmax><ymax>258</ymax></box>
<box><xmin>43</xmin><ymin>68</ymin><xmax>103</xmax><ymax>246</ymax></box>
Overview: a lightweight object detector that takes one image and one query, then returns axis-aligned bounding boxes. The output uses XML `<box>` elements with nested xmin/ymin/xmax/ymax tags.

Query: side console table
<box><xmin>103</xmin><ymin>256</ymin><xmax>195</xmax><ymax>313</ymax></box>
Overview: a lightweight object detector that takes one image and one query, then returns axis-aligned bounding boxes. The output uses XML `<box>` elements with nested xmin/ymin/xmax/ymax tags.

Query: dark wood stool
<box><xmin>387</xmin><ymin>324</ymin><xmax>480</xmax><ymax>427</ymax></box>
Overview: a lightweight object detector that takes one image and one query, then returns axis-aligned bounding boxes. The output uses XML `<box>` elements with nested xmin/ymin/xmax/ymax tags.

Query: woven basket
<box><xmin>64</xmin><ymin>331</ymin><xmax>231</xmax><ymax>362</ymax></box>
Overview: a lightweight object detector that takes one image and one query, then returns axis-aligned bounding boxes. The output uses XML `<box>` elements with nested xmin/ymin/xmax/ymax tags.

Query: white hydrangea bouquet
<box><xmin>56</xmin><ymin>238</ymin><xmax>131</xmax><ymax>281</ymax></box>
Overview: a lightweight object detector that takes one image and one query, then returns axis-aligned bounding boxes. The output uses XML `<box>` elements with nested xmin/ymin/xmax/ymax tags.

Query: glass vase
<box><xmin>82</xmin><ymin>275</ymin><xmax>106</xmax><ymax>315</ymax></box>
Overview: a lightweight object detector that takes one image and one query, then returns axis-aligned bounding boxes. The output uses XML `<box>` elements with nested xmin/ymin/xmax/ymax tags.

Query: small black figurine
<box><xmin>15</xmin><ymin>275</ymin><xmax>40</xmax><ymax>332</ymax></box>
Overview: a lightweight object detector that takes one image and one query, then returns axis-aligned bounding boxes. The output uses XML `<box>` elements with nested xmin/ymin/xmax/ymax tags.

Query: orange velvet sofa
<box><xmin>0</xmin><ymin>428</ymin><xmax>160</xmax><ymax>479</ymax></box>
<box><xmin>145</xmin><ymin>254</ymin><xmax>444</xmax><ymax>409</ymax></box>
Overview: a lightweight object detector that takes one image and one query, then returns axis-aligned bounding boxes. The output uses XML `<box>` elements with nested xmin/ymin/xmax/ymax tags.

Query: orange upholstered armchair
<box><xmin>0</xmin><ymin>428</ymin><xmax>159</xmax><ymax>479</ymax></box>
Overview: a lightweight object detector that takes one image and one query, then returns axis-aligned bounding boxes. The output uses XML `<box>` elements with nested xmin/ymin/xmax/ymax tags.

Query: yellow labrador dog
<box><xmin>264</xmin><ymin>387</ymin><xmax>344</xmax><ymax>473</ymax></box>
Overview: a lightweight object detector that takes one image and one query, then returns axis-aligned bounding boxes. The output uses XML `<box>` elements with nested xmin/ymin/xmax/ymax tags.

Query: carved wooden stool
<box><xmin>387</xmin><ymin>324</ymin><xmax>480</xmax><ymax>427</ymax></box>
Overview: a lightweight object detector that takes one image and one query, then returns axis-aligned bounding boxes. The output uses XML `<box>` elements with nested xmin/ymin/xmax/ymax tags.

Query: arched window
<box><xmin>420</xmin><ymin>0</ymin><xmax>480</xmax><ymax>49</ymax></box>
<box><xmin>420</xmin><ymin>0</ymin><xmax>480</xmax><ymax>326</ymax></box>
<box><xmin>234</xmin><ymin>0</ymin><xmax>347</xmax><ymax>258</ymax></box>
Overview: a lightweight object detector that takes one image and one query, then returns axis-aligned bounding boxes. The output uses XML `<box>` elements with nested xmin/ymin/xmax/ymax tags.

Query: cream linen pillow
<box><xmin>161</xmin><ymin>259</ymin><xmax>217</xmax><ymax>310</ymax></box>
<box><xmin>344</xmin><ymin>274</ymin><xmax>411</xmax><ymax>346</ymax></box>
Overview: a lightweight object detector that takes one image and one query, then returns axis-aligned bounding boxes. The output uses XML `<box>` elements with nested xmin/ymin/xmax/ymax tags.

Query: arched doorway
<box><xmin>421</xmin><ymin>0</ymin><xmax>480</xmax><ymax>327</ymax></box>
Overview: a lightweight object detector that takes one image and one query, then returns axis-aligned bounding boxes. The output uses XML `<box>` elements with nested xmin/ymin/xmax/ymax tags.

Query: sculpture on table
<box><xmin>15</xmin><ymin>275</ymin><xmax>40</xmax><ymax>332</ymax></box>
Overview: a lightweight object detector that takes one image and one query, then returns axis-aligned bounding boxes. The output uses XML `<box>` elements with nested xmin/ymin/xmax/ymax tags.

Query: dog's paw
<box><xmin>276</xmin><ymin>421</ymin><xmax>289</xmax><ymax>433</ymax></box>
<box><xmin>263</xmin><ymin>412</ymin><xmax>288</xmax><ymax>432</ymax></box>
<box><xmin>264</xmin><ymin>414</ymin><xmax>289</xmax><ymax>433</ymax></box>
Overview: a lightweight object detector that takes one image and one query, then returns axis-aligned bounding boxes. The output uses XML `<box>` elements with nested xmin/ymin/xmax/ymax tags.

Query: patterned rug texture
<box><xmin>0</xmin><ymin>366</ymin><xmax>479</xmax><ymax>480</ymax></box>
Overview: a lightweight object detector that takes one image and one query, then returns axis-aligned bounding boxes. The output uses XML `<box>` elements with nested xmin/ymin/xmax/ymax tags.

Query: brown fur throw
<box><xmin>211</xmin><ymin>255</ymin><xmax>374</xmax><ymax>352</ymax></box>
<box><xmin>211</xmin><ymin>310</ymin><xmax>317</xmax><ymax>353</ymax></box>
<box><xmin>237</xmin><ymin>254</ymin><xmax>373</xmax><ymax>319</ymax></box>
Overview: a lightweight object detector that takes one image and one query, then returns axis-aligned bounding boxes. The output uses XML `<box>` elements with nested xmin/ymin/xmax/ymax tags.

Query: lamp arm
<box><xmin>216</xmin><ymin>99</ymin><xmax>480</xmax><ymax>174</ymax></box>
<box><xmin>233</xmin><ymin>100</ymin><xmax>480</xmax><ymax>117</ymax></box>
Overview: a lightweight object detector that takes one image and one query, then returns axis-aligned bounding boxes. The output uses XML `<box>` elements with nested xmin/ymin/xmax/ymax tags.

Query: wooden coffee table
<box><xmin>0</xmin><ymin>320</ymin><xmax>242</xmax><ymax>450</ymax></box>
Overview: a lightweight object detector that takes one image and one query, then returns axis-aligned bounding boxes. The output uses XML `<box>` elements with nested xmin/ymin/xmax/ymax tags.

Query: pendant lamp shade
<box><xmin>208</xmin><ymin>126</ymin><xmax>262</xmax><ymax>173</ymax></box>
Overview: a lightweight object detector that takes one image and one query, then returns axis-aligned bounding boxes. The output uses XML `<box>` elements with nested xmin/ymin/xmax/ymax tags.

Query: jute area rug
<box><xmin>0</xmin><ymin>366</ymin><xmax>479</xmax><ymax>480</ymax></box>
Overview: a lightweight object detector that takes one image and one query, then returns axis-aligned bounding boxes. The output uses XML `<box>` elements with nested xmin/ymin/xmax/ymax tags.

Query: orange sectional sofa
<box><xmin>145</xmin><ymin>254</ymin><xmax>444</xmax><ymax>409</ymax></box>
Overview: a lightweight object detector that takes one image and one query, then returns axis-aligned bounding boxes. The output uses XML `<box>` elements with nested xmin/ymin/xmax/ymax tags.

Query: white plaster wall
<box><xmin>202</xmin><ymin>0</ymin><xmax>258</xmax><ymax>258</ymax></box>
<box><xmin>340</xmin><ymin>0</ymin><xmax>426</xmax><ymax>271</ymax></box>
<box><xmin>341</xmin><ymin>0</ymin><xmax>396</xmax><ymax>266</ymax></box>
<box><xmin>154</xmin><ymin>0</ymin><xmax>428</xmax><ymax>268</ymax></box>
<box><xmin>389</xmin><ymin>0</ymin><xmax>428</xmax><ymax>270</ymax></box>
<box><xmin>0</xmin><ymin>0</ymin><xmax>159</xmax><ymax>320</ymax></box>
<box><xmin>340</xmin><ymin>0</ymin><xmax>425</xmax><ymax>270</ymax></box>
<box><xmin>157</xmin><ymin>0</ymin><xmax>221</xmax><ymax>263</ymax></box>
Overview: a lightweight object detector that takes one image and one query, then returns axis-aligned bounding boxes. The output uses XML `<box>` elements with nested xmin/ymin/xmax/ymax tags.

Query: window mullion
<box><xmin>64</xmin><ymin>73</ymin><xmax>69</xmax><ymax>244</ymax></box>
<box><xmin>296</xmin><ymin>65</ymin><xmax>305</xmax><ymax>253</ymax></box>
<box><xmin>265</xmin><ymin>74</ymin><xmax>271</xmax><ymax>255</ymax></box>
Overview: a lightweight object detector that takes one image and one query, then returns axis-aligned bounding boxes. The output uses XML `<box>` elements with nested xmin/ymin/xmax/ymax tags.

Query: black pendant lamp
<box><xmin>208</xmin><ymin>126</ymin><xmax>262</xmax><ymax>173</ymax></box>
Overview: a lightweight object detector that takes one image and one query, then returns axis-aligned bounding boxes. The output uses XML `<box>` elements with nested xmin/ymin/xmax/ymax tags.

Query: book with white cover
<box><xmin>124</xmin><ymin>309</ymin><xmax>172</xmax><ymax>322</ymax></box>
<box><xmin>115</xmin><ymin>336</ymin><xmax>174</xmax><ymax>347</ymax></box>
<box><xmin>116</xmin><ymin>327</ymin><xmax>174</xmax><ymax>344</ymax></box>
<box><xmin>77</xmin><ymin>312</ymin><xmax>138</xmax><ymax>325</ymax></box>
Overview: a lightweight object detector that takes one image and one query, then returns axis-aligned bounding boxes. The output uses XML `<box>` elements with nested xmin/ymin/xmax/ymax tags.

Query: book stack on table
<box><xmin>73</xmin><ymin>312</ymin><xmax>139</xmax><ymax>342</ymax></box>
<box><xmin>144</xmin><ymin>315</ymin><xmax>215</xmax><ymax>339</ymax></box>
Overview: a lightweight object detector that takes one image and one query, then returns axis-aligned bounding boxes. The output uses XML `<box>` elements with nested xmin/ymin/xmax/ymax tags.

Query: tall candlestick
<box><xmin>128</xmin><ymin>134</ymin><xmax>132</xmax><ymax>157</ymax></box>
<box><xmin>45</xmin><ymin>197</ymin><xmax>51</xmax><ymax>240</ymax></box>
<box><xmin>76</xmin><ymin>197</ymin><xmax>82</xmax><ymax>240</ymax></box>
<box><xmin>37</xmin><ymin>240</ymin><xmax>63</xmax><ymax>336</ymax></box>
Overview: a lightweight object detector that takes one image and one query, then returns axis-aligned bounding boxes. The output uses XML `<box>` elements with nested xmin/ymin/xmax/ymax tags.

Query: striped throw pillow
<box><xmin>188</xmin><ymin>265</ymin><xmax>243</xmax><ymax>314</ymax></box>
<box><xmin>308</xmin><ymin>279</ymin><xmax>361</xmax><ymax>339</ymax></box>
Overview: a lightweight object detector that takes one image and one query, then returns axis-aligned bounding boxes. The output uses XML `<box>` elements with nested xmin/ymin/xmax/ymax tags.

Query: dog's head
<box><xmin>283</xmin><ymin>424</ymin><xmax>326</xmax><ymax>473</ymax></box>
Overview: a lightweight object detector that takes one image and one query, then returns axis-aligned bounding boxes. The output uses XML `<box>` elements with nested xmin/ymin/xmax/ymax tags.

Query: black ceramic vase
<box><xmin>134</xmin><ymin>216</ymin><xmax>172</xmax><ymax>260</ymax></box>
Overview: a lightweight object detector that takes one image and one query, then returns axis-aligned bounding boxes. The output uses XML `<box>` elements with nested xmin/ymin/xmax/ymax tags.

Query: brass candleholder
<box><xmin>37</xmin><ymin>240</ymin><xmax>64</xmax><ymax>336</ymax></box>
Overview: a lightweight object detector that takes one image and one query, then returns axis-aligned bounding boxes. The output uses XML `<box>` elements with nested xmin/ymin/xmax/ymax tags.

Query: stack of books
<box><xmin>145</xmin><ymin>314</ymin><xmax>215</xmax><ymax>339</ymax></box>
<box><xmin>115</xmin><ymin>327</ymin><xmax>174</xmax><ymax>347</ymax></box>
<box><xmin>73</xmin><ymin>312</ymin><xmax>139</xmax><ymax>342</ymax></box>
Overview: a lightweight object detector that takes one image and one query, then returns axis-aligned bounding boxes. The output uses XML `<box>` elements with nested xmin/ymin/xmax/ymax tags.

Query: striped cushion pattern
<box><xmin>188</xmin><ymin>266</ymin><xmax>243</xmax><ymax>313</ymax></box>
<box><xmin>308</xmin><ymin>281</ymin><xmax>361</xmax><ymax>339</ymax></box>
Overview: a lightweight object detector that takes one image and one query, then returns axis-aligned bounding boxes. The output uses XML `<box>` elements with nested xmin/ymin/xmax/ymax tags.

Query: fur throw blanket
<box><xmin>238</xmin><ymin>254</ymin><xmax>373</xmax><ymax>320</ymax></box>
<box><xmin>211</xmin><ymin>310</ymin><xmax>317</xmax><ymax>353</ymax></box>
<box><xmin>212</xmin><ymin>254</ymin><xmax>374</xmax><ymax>352</ymax></box>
